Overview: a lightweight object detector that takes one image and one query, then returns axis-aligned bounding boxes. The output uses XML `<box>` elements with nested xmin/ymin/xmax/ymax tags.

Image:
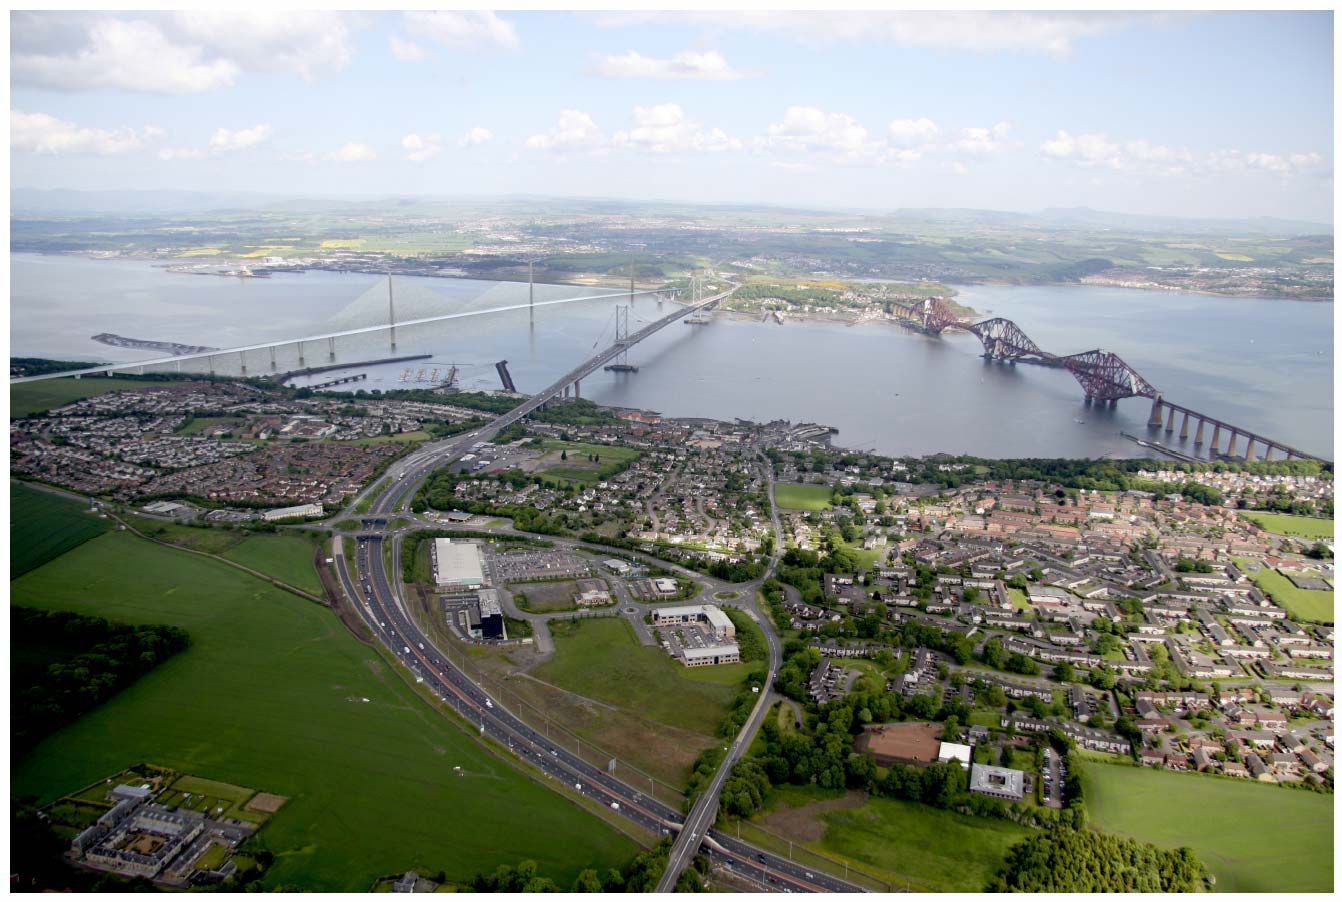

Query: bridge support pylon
<box><xmin>574</xmin><ymin>379</ymin><xmax>581</xmax><ymax>400</ymax></box>
<box><xmin>1165</xmin><ymin>406</ymin><xmax>1177</xmax><ymax>432</ymax></box>
<box><xmin>1244</xmin><ymin>439</ymin><xmax>1256</xmax><ymax>462</ymax></box>
<box><xmin>1210</xmin><ymin>425</ymin><xmax>1221</xmax><ymax>453</ymax></box>
<box><xmin>1227</xmin><ymin>432</ymin><xmax>1238</xmax><ymax>457</ymax></box>
<box><xmin>1179</xmin><ymin>412</ymin><xmax>1190</xmax><ymax>439</ymax></box>
<box><xmin>1148</xmin><ymin>397</ymin><xmax>1164</xmax><ymax>427</ymax></box>
<box><xmin>1194</xmin><ymin>419</ymin><xmax>1205</xmax><ymax>445</ymax></box>
<box><xmin>329</xmin><ymin>337</ymin><xmax>336</xmax><ymax>361</ymax></box>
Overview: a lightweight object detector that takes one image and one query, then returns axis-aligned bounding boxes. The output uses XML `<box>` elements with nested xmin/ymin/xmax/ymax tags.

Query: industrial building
<box><xmin>969</xmin><ymin>763</ymin><xmax>1026</xmax><ymax>801</ymax></box>
<box><xmin>653</xmin><ymin>604</ymin><xmax>736</xmax><ymax>640</ymax></box>
<box><xmin>262</xmin><ymin>502</ymin><xmax>323</xmax><ymax>522</ymax></box>
<box><xmin>682</xmin><ymin>644</ymin><xmax>741</xmax><ymax>667</ymax></box>
<box><xmin>467</xmin><ymin>589</ymin><xmax>506</xmax><ymax>640</ymax></box>
<box><xmin>433</xmin><ymin>539</ymin><xmax>486</xmax><ymax>589</ymax></box>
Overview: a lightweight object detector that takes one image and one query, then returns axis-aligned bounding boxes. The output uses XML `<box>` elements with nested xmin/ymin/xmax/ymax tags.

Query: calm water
<box><xmin>10</xmin><ymin>254</ymin><xmax>1334</xmax><ymax>460</ymax></box>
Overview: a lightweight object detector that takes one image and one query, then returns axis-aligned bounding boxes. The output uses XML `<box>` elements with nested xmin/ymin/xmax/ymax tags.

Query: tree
<box><xmin>572</xmin><ymin>870</ymin><xmax>604</xmax><ymax>892</ymax></box>
<box><xmin>561</xmin><ymin>450</ymin><xmax>568</xmax><ymax>461</ymax></box>
<box><xmin>941</xmin><ymin>715</ymin><xmax>961</xmax><ymax>743</ymax></box>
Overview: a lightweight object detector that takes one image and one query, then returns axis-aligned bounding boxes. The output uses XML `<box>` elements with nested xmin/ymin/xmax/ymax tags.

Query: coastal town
<box><xmin>18</xmin><ymin>375</ymin><xmax>1332</xmax><ymax>796</ymax></box>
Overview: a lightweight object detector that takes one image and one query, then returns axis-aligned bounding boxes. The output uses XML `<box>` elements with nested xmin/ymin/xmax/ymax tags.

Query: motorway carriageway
<box><xmin>337</xmin><ymin>531</ymin><xmax>863</xmax><ymax>893</ymax></box>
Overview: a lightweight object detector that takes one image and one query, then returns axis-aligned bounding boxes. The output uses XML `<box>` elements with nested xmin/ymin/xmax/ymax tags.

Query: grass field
<box><xmin>1240</xmin><ymin>512</ymin><xmax>1335</xmax><ymax>540</ymax></box>
<box><xmin>1007</xmin><ymin>587</ymin><xmax>1030</xmax><ymax>610</ymax></box>
<box><xmin>1083</xmin><ymin>761</ymin><xmax>1333</xmax><ymax>892</ymax></box>
<box><xmin>753</xmin><ymin>786</ymin><xmax>1028</xmax><ymax>892</ymax></box>
<box><xmin>222</xmin><ymin>534</ymin><xmax>323</xmax><ymax>596</ymax></box>
<box><xmin>534</xmin><ymin>618</ymin><xmax>748</xmax><ymax>736</ymax></box>
<box><xmin>124</xmin><ymin>514</ymin><xmax>248</xmax><ymax>554</ymax></box>
<box><xmin>11</xmin><ymin>377</ymin><xmax>150</xmax><ymax>418</ymax></box>
<box><xmin>774</xmin><ymin>483</ymin><xmax>833</xmax><ymax>511</ymax></box>
<box><xmin>175</xmin><ymin>416</ymin><xmax>246</xmax><ymax>436</ymax></box>
<box><xmin>1234</xmin><ymin>558</ymin><xmax>1334</xmax><ymax>624</ymax></box>
<box><xmin>535</xmin><ymin>440</ymin><xmax>641</xmax><ymax>485</ymax></box>
<box><xmin>512</xmin><ymin>581</ymin><xmax>580</xmax><ymax>613</ymax></box>
<box><xmin>10</xmin><ymin>483</ymin><xmax>111</xmax><ymax>578</ymax></box>
<box><xmin>11</xmin><ymin>531</ymin><xmax>636</xmax><ymax>890</ymax></box>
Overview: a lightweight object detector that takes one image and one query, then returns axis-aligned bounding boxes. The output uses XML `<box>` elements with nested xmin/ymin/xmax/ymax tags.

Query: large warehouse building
<box><xmin>433</xmin><ymin>539</ymin><xmax>485</xmax><ymax>589</ymax></box>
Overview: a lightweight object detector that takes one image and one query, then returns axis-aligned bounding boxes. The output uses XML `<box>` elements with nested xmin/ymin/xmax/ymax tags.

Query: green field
<box><xmin>222</xmin><ymin>534</ymin><xmax>323</xmax><ymax>595</ymax></box>
<box><xmin>124</xmin><ymin>514</ymin><xmax>247</xmax><ymax>554</ymax></box>
<box><xmin>1083</xmin><ymin>761</ymin><xmax>1333</xmax><ymax>892</ymax></box>
<box><xmin>1240</xmin><ymin>512</ymin><xmax>1335</xmax><ymax>540</ymax></box>
<box><xmin>753</xmin><ymin>786</ymin><xmax>1029</xmax><ymax>892</ymax></box>
<box><xmin>11</xmin><ymin>532</ymin><xmax>636</xmax><ymax>890</ymax></box>
<box><xmin>1235</xmin><ymin>558</ymin><xmax>1334</xmax><ymax>624</ymax></box>
<box><xmin>11</xmin><ymin>377</ymin><xmax>150</xmax><ymax>418</ymax></box>
<box><xmin>1007</xmin><ymin>587</ymin><xmax>1030</xmax><ymax>610</ymax></box>
<box><xmin>534</xmin><ymin>617</ymin><xmax>747</xmax><ymax>736</ymax></box>
<box><xmin>774</xmin><ymin>483</ymin><xmax>834</xmax><ymax>511</ymax></box>
<box><xmin>10</xmin><ymin>483</ymin><xmax>111</xmax><ymax>578</ymax></box>
<box><xmin>535</xmin><ymin>440</ymin><xmax>641</xmax><ymax>485</ymax></box>
<box><xmin>175</xmin><ymin>416</ymin><xmax>246</xmax><ymax>436</ymax></box>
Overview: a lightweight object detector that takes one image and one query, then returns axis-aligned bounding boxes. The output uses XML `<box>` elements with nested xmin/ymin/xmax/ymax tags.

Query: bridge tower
<box><xmin>387</xmin><ymin>274</ymin><xmax>397</xmax><ymax>351</ymax></box>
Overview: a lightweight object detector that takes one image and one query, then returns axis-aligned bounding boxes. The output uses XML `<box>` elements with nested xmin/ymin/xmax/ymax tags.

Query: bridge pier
<box><xmin>208</xmin><ymin>355</ymin><xmax>215</xmax><ymax>376</ymax></box>
<box><xmin>1227</xmin><ymin>432</ymin><xmax>1238</xmax><ymax>457</ymax></box>
<box><xmin>1179</xmin><ymin>412</ymin><xmax>1190</xmax><ymax>439</ymax></box>
<box><xmin>1148</xmin><ymin>398</ymin><xmax>1164</xmax><ymax>427</ymax></box>
<box><xmin>574</xmin><ymin>379</ymin><xmax>581</xmax><ymax>400</ymax></box>
<box><xmin>1165</xmin><ymin>406</ymin><xmax>1176</xmax><ymax>432</ymax></box>
<box><xmin>1209</xmin><ymin>425</ymin><xmax>1221</xmax><ymax>453</ymax></box>
<box><xmin>1108</xmin><ymin>399</ymin><xmax>1117</xmax><ymax>408</ymax></box>
<box><xmin>1194</xmin><ymin>419</ymin><xmax>1205</xmax><ymax>445</ymax></box>
<box><xmin>329</xmin><ymin>337</ymin><xmax>336</xmax><ymax>361</ymax></box>
<box><xmin>270</xmin><ymin>346</ymin><xmax>277</xmax><ymax>370</ymax></box>
<box><xmin>239</xmin><ymin>351</ymin><xmax>247</xmax><ymax>374</ymax></box>
<box><xmin>1244</xmin><ymin>438</ymin><xmax>1256</xmax><ymax>462</ymax></box>
<box><xmin>298</xmin><ymin>341</ymin><xmax>305</xmax><ymax>367</ymax></box>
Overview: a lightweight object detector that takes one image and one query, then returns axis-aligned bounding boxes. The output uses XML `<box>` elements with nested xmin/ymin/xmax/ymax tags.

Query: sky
<box><xmin>8</xmin><ymin>9</ymin><xmax>1336</xmax><ymax>222</ymax></box>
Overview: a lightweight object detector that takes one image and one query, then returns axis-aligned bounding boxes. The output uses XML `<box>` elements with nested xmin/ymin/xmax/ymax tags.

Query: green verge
<box><xmin>1239</xmin><ymin>512</ymin><xmax>1335</xmax><ymax>540</ymax></box>
<box><xmin>10</xmin><ymin>482</ymin><xmax>111</xmax><ymax>578</ymax></box>
<box><xmin>534</xmin><ymin>617</ymin><xmax>746</xmax><ymax>735</ymax></box>
<box><xmin>1082</xmin><ymin>759</ymin><xmax>1333</xmax><ymax>892</ymax></box>
<box><xmin>222</xmin><ymin>534</ymin><xmax>323</xmax><ymax>596</ymax></box>
<box><xmin>751</xmin><ymin>785</ymin><xmax>1028</xmax><ymax>893</ymax></box>
<box><xmin>774</xmin><ymin>483</ymin><xmax>833</xmax><ymax>511</ymax></box>
<box><xmin>11</xmin><ymin>531</ymin><xmax>636</xmax><ymax>890</ymax></box>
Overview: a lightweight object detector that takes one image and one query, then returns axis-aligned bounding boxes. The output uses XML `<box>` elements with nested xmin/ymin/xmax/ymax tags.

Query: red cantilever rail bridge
<box><xmin>892</xmin><ymin>297</ymin><xmax>1324</xmax><ymax>462</ymax></box>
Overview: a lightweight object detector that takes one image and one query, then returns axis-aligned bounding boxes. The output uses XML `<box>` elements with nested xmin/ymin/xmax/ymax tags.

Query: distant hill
<box><xmin>10</xmin><ymin>188</ymin><xmax>1333</xmax><ymax>237</ymax></box>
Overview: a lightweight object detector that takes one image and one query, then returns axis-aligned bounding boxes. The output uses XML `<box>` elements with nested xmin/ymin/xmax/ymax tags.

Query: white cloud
<box><xmin>458</xmin><ymin>127</ymin><xmax>496</xmax><ymax>148</ymax></box>
<box><xmin>951</xmin><ymin>122</ymin><xmax>1012</xmax><ymax>156</ymax></box>
<box><xmin>11</xmin><ymin>110</ymin><xmax>163</xmax><ymax>155</ymax></box>
<box><xmin>612</xmin><ymin>104</ymin><xmax>741</xmax><ymax>154</ymax></box>
<box><xmin>388</xmin><ymin>34</ymin><xmax>426</xmax><ymax>61</ymax></box>
<box><xmin>10</xmin><ymin>11</ymin><xmax>354</xmax><ymax>94</ymax></box>
<box><xmin>209</xmin><ymin>123</ymin><xmax>272</xmax><ymax>153</ymax></box>
<box><xmin>11</xmin><ymin>17</ymin><xmax>239</xmax><ymax>94</ymax></box>
<box><xmin>526</xmin><ymin>110</ymin><xmax>605</xmax><ymax>153</ymax></box>
<box><xmin>592</xmin><ymin>49</ymin><xmax>750</xmax><ymax>80</ymax></box>
<box><xmin>757</xmin><ymin>106</ymin><xmax>874</xmax><ymax>158</ymax></box>
<box><xmin>402</xmin><ymin>133</ymin><xmax>443</xmax><ymax>162</ymax></box>
<box><xmin>592</xmin><ymin>12</ymin><xmax>1178</xmax><ymax>58</ymax></box>
<box><xmin>328</xmin><ymin>142</ymin><xmax>376</xmax><ymax>163</ymax></box>
<box><xmin>168</xmin><ymin>11</ymin><xmax>352</xmax><ymax>81</ymax></box>
<box><xmin>886</xmin><ymin>117</ymin><xmax>940</xmax><ymax>149</ymax></box>
<box><xmin>1044</xmin><ymin>129</ymin><xmax>1219</xmax><ymax>176</ymax></box>
<box><xmin>403</xmin><ymin>11</ymin><xmax>518</xmax><ymax>51</ymax></box>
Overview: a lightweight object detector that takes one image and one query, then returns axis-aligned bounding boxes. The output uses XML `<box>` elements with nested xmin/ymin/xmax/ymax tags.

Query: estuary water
<box><xmin>10</xmin><ymin>254</ymin><xmax>1333</xmax><ymax>460</ymax></box>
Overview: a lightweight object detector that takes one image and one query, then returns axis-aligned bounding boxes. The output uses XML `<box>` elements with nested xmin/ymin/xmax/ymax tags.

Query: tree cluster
<box><xmin>12</xmin><ymin>608</ymin><xmax>190</xmax><ymax>756</ymax></box>
<box><xmin>987</xmin><ymin>829</ymin><xmax>1209</xmax><ymax>892</ymax></box>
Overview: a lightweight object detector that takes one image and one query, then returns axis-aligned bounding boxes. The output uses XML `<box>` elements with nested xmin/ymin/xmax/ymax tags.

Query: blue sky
<box><xmin>9</xmin><ymin>10</ymin><xmax>1335</xmax><ymax>221</ymax></box>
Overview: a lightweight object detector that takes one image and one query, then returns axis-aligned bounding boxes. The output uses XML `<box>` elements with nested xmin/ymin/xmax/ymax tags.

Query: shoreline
<box><xmin>13</xmin><ymin>250</ymin><xmax>1331</xmax><ymax>305</ymax></box>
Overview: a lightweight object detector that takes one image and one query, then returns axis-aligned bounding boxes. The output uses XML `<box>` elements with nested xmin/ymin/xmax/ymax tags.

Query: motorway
<box><xmin>325</xmin><ymin>295</ymin><xmax>869</xmax><ymax>892</ymax></box>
